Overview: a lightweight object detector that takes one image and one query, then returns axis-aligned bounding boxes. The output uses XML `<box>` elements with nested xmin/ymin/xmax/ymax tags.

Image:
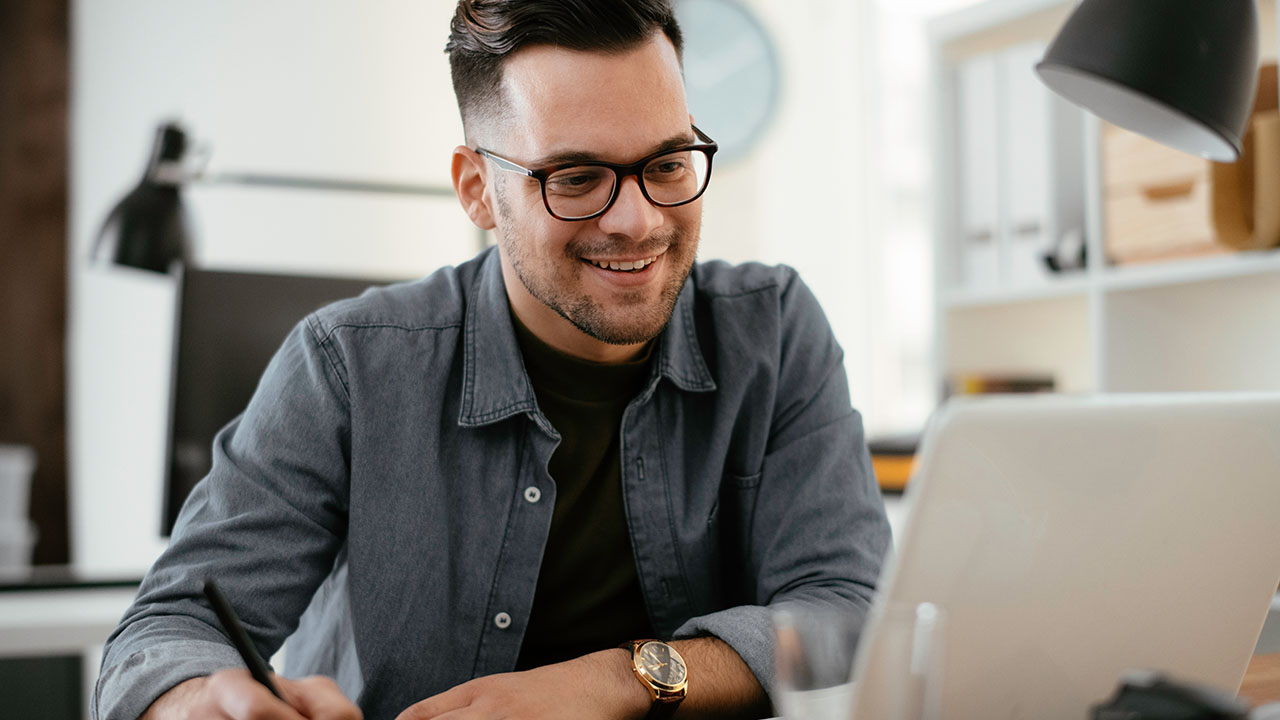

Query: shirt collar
<box><xmin>458</xmin><ymin>248</ymin><xmax>716</xmax><ymax>428</ymax></box>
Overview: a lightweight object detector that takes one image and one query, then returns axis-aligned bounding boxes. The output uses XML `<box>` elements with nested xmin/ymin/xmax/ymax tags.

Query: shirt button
<box><xmin>523</xmin><ymin>486</ymin><xmax>541</xmax><ymax>503</ymax></box>
<box><xmin>494</xmin><ymin>612</ymin><xmax>512</xmax><ymax>629</ymax></box>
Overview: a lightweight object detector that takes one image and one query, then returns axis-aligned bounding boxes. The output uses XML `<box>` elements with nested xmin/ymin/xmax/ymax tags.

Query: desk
<box><xmin>0</xmin><ymin>570</ymin><xmax>141</xmax><ymax>720</ymax></box>
<box><xmin>1244</xmin><ymin>653</ymin><xmax>1280</xmax><ymax>706</ymax></box>
<box><xmin>2</xmin><ymin>576</ymin><xmax>1277</xmax><ymax>713</ymax></box>
<box><xmin>0</xmin><ymin>569</ymin><xmax>140</xmax><ymax>656</ymax></box>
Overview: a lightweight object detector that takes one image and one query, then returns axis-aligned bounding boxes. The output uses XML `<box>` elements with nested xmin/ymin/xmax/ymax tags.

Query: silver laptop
<box><xmin>849</xmin><ymin>393</ymin><xmax>1280</xmax><ymax>719</ymax></box>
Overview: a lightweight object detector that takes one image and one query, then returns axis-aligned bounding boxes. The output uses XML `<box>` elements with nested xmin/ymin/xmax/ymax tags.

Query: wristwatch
<box><xmin>623</xmin><ymin>639</ymin><xmax>689</xmax><ymax>719</ymax></box>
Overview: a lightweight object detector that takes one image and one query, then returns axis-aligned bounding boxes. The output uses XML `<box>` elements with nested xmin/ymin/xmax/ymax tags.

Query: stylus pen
<box><xmin>202</xmin><ymin>578</ymin><xmax>284</xmax><ymax>700</ymax></box>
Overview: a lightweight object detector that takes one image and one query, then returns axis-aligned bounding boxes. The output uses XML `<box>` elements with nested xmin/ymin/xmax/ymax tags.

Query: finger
<box><xmin>206</xmin><ymin>668</ymin><xmax>308</xmax><ymax>720</ymax></box>
<box><xmin>286</xmin><ymin>675</ymin><xmax>363</xmax><ymax>720</ymax></box>
<box><xmin>395</xmin><ymin>684</ymin><xmax>473</xmax><ymax>720</ymax></box>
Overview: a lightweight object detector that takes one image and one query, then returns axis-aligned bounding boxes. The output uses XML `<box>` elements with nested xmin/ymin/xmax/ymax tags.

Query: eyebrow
<box><xmin>531</xmin><ymin>131</ymin><xmax>696</xmax><ymax>167</ymax></box>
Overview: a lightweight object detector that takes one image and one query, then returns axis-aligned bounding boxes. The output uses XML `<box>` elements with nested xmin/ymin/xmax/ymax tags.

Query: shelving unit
<box><xmin>929</xmin><ymin>0</ymin><xmax>1280</xmax><ymax>396</ymax></box>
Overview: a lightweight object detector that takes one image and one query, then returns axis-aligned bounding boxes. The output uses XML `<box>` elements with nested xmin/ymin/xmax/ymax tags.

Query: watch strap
<box><xmin>645</xmin><ymin>693</ymin><xmax>682</xmax><ymax>719</ymax></box>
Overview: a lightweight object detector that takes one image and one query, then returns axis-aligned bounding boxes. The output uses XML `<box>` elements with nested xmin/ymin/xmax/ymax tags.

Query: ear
<box><xmin>452</xmin><ymin>146</ymin><xmax>496</xmax><ymax>230</ymax></box>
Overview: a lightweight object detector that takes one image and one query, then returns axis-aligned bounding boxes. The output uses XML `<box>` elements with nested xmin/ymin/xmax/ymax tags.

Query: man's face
<box><xmin>482</xmin><ymin>33</ymin><xmax>702</xmax><ymax>359</ymax></box>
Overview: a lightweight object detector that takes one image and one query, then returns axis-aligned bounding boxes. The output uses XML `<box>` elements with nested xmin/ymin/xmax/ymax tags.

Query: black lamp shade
<box><xmin>91</xmin><ymin>123</ymin><xmax>192</xmax><ymax>273</ymax></box>
<box><xmin>1036</xmin><ymin>0</ymin><xmax>1259</xmax><ymax>162</ymax></box>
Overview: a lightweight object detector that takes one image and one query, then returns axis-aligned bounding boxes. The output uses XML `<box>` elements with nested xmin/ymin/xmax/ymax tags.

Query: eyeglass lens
<box><xmin>544</xmin><ymin>149</ymin><xmax>711</xmax><ymax>220</ymax></box>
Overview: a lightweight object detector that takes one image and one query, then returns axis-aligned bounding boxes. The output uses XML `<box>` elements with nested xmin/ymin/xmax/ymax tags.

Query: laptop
<box><xmin>848</xmin><ymin>393</ymin><xmax>1280</xmax><ymax>719</ymax></box>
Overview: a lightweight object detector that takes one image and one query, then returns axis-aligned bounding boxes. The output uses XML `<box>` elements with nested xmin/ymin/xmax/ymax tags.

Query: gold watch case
<box><xmin>629</xmin><ymin>639</ymin><xmax>689</xmax><ymax>698</ymax></box>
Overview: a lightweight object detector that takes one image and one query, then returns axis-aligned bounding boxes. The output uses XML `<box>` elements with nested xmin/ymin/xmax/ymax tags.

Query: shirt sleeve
<box><xmin>672</xmin><ymin>272</ymin><xmax>892</xmax><ymax>702</ymax></box>
<box><xmin>92</xmin><ymin>315</ymin><xmax>353</xmax><ymax>720</ymax></box>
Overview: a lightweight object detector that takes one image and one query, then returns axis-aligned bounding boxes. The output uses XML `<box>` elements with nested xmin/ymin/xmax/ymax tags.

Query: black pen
<box><xmin>202</xmin><ymin>578</ymin><xmax>284</xmax><ymax>700</ymax></box>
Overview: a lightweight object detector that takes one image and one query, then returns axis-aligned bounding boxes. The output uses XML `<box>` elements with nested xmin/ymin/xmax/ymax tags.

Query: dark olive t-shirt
<box><xmin>511</xmin><ymin>315</ymin><xmax>656</xmax><ymax>670</ymax></box>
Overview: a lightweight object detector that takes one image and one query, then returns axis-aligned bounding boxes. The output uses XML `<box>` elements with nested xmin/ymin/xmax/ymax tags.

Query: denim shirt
<box><xmin>93</xmin><ymin>247</ymin><xmax>891</xmax><ymax>720</ymax></box>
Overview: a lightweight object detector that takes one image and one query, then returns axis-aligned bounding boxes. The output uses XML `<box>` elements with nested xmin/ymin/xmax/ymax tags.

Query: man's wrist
<box><xmin>585</xmin><ymin>647</ymin><xmax>653</xmax><ymax>720</ymax></box>
<box><xmin>138</xmin><ymin>676</ymin><xmax>207</xmax><ymax>720</ymax></box>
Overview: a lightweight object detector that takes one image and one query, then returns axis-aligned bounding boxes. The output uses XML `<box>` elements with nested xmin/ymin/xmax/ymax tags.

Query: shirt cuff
<box><xmin>92</xmin><ymin>639</ymin><xmax>244</xmax><ymax>720</ymax></box>
<box><xmin>672</xmin><ymin>604</ymin><xmax>776</xmax><ymax>703</ymax></box>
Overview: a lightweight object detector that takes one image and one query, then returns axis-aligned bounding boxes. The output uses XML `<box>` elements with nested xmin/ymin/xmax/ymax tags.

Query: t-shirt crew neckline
<box><xmin>509</xmin><ymin>311</ymin><xmax>655</xmax><ymax>404</ymax></box>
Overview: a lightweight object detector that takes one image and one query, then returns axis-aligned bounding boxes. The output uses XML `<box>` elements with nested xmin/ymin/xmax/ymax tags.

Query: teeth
<box><xmin>593</xmin><ymin>255</ymin><xmax>658</xmax><ymax>271</ymax></box>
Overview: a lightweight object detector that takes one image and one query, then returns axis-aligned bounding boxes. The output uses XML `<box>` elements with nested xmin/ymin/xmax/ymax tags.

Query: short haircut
<box><xmin>445</xmin><ymin>0</ymin><xmax>684</xmax><ymax>141</ymax></box>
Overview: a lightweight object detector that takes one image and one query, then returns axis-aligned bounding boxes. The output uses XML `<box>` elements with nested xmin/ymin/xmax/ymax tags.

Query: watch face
<box><xmin>638</xmin><ymin>641</ymin><xmax>688</xmax><ymax>687</ymax></box>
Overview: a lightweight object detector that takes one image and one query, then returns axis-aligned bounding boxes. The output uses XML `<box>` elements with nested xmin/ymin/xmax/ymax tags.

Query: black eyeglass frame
<box><xmin>475</xmin><ymin>125</ymin><xmax>718</xmax><ymax>222</ymax></box>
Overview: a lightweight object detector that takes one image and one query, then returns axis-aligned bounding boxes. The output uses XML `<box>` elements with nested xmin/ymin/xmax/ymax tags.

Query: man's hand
<box><xmin>395</xmin><ymin>648</ymin><xmax>650</xmax><ymax>720</ymax></box>
<box><xmin>139</xmin><ymin>668</ymin><xmax>362</xmax><ymax>720</ymax></box>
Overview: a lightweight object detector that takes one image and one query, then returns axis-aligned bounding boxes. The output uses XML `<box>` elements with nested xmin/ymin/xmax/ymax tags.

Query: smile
<box><xmin>584</xmin><ymin>254</ymin><xmax>661</xmax><ymax>272</ymax></box>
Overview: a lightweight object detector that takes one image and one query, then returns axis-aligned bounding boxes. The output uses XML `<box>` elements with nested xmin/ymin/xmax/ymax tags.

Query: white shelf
<box><xmin>944</xmin><ymin>272</ymin><xmax>1090</xmax><ymax>309</ymax></box>
<box><xmin>944</xmin><ymin>249</ymin><xmax>1280</xmax><ymax>308</ymax></box>
<box><xmin>1102</xmin><ymin>248</ymin><xmax>1280</xmax><ymax>293</ymax></box>
<box><xmin>931</xmin><ymin>0</ymin><xmax>1280</xmax><ymax>396</ymax></box>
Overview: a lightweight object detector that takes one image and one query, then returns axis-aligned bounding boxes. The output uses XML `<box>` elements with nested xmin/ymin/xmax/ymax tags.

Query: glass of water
<box><xmin>772</xmin><ymin>605</ymin><xmax>862</xmax><ymax>720</ymax></box>
<box><xmin>773</xmin><ymin>602</ymin><xmax>947</xmax><ymax>720</ymax></box>
<box><xmin>848</xmin><ymin>601</ymin><xmax>947</xmax><ymax>720</ymax></box>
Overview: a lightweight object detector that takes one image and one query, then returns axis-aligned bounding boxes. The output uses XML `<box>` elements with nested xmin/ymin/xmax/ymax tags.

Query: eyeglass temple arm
<box><xmin>476</xmin><ymin>149</ymin><xmax>533</xmax><ymax>177</ymax></box>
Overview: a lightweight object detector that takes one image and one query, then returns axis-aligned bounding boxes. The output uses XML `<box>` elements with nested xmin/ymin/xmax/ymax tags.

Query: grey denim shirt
<box><xmin>93</xmin><ymin>246</ymin><xmax>891</xmax><ymax>720</ymax></box>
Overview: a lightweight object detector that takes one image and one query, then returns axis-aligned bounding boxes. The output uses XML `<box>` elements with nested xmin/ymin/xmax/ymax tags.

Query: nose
<box><xmin>596</xmin><ymin>175</ymin><xmax>665</xmax><ymax>240</ymax></box>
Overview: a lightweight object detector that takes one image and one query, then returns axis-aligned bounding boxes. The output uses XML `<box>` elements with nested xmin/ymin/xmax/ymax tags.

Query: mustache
<box><xmin>566</xmin><ymin>229</ymin><xmax>681</xmax><ymax>259</ymax></box>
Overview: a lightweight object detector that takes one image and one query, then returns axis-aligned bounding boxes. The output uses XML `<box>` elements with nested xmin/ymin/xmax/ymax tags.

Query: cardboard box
<box><xmin>1102</xmin><ymin>123</ymin><xmax>1223</xmax><ymax>265</ymax></box>
<box><xmin>1212</xmin><ymin>64</ymin><xmax>1280</xmax><ymax>251</ymax></box>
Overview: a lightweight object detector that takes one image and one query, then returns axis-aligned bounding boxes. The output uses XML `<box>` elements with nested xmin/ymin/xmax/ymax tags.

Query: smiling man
<box><xmin>92</xmin><ymin>2</ymin><xmax>890</xmax><ymax>719</ymax></box>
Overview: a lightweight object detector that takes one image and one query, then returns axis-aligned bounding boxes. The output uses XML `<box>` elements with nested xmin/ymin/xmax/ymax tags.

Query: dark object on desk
<box><xmin>203</xmin><ymin>579</ymin><xmax>282</xmax><ymax>699</ymax></box>
<box><xmin>1036</xmin><ymin>0</ymin><xmax>1258</xmax><ymax>163</ymax></box>
<box><xmin>1092</xmin><ymin>671</ymin><xmax>1249</xmax><ymax>719</ymax></box>
<box><xmin>163</xmin><ymin>268</ymin><xmax>390</xmax><ymax>535</ymax></box>
<box><xmin>0</xmin><ymin>656</ymin><xmax>82</xmax><ymax>720</ymax></box>
<box><xmin>91</xmin><ymin>122</ymin><xmax>192</xmax><ymax>273</ymax></box>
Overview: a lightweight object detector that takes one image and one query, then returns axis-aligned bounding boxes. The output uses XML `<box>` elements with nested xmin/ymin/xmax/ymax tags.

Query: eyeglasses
<box><xmin>475</xmin><ymin>125</ymin><xmax>718</xmax><ymax>222</ymax></box>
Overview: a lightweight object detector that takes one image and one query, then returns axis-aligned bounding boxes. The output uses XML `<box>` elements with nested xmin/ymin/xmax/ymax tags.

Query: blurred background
<box><xmin>5</xmin><ymin>0</ymin><xmax>1280</xmax><ymax>715</ymax></box>
<box><xmin>3</xmin><ymin>0</ymin><xmax>982</xmax><ymax>574</ymax></box>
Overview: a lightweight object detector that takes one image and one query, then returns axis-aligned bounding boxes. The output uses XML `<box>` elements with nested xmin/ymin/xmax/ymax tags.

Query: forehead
<box><xmin>497</xmin><ymin>33</ymin><xmax>690</xmax><ymax>163</ymax></box>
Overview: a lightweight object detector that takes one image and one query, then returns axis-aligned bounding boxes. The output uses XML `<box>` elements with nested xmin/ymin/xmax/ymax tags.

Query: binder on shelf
<box><xmin>999</xmin><ymin>42</ymin><xmax>1053</xmax><ymax>289</ymax></box>
<box><xmin>957</xmin><ymin>54</ymin><xmax>1001</xmax><ymax>292</ymax></box>
<box><xmin>952</xmin><ymin>44</ymin><xmax>1087</xmax><ymax>297</ymax></box>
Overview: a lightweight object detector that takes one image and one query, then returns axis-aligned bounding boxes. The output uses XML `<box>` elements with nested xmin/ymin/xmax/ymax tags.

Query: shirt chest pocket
<box><xmin>697</xmin><ymin>470</ymin><xmax>763</xmax><ymax>605</ymax></box>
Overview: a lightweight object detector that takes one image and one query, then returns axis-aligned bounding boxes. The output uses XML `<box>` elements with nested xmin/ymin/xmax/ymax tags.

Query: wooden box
<box><xmin>1102</xmin><ymin>123</ymin><xmax>1224</xmax><ymax>265</ymax></box>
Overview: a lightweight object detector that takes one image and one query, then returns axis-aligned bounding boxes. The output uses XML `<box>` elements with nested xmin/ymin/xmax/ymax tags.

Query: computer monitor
<box><xmin>162</xmin><ymin>268</ymin><xmax>392</xmax><ymax>536</ymax></box>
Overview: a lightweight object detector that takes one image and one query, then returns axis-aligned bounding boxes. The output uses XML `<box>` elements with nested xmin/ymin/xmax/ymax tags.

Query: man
<box><xmin>93</xmin><ymin>1</ymin><xmax>890</xmax><ymax>718</ymax></box>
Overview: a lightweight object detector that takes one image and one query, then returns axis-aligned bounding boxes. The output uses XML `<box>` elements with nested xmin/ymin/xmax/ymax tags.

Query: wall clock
<box><xmin>675</xmin><ymin>0</ymin><xmax>783</xmax><ymax>166</ymax></box>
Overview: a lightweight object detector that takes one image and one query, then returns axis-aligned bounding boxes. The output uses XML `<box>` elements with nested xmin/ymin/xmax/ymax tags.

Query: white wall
<box><xmin>69</xmin><ymin>0</ymin><xmax>474</xmax><ymax>572</ymax></box>
<box><xmin>697</xmin><ymin>0</ymin><xmax>876</xmax><ymax>420</ymax></box>
<box><xmin>69</xmin><ymin>0</ymin><xmax>895</xmax><ymax>572</ymax></box>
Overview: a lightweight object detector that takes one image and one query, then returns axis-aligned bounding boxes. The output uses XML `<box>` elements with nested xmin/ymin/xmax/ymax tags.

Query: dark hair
<box><xmin>445</xmin><ymin>0</ymin><xmax>683</xmax><ymax>138</ymax></box>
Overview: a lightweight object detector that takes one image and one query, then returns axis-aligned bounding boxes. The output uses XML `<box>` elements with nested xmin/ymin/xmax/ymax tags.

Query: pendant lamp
<box><xmin>1036</xmin><ymin>0</ymin><xmax>1259</xmax><ymax>162</ymax></box>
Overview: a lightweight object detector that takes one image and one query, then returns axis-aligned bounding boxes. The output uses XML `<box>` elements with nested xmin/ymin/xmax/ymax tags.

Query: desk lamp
<box><xmin>90</xmin><ymin>122</ymin><xmax>462</xmax><ymax>273</ymax></box>
<box><xmin>91</xmin><ymin>123</ymin><xmax>192</xmax><ymax>273</ymax></box>
<box><xmin>1035</xmin><ymin>0</ymin><xmax>1259</xmax><ymax>162</ymax></box>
